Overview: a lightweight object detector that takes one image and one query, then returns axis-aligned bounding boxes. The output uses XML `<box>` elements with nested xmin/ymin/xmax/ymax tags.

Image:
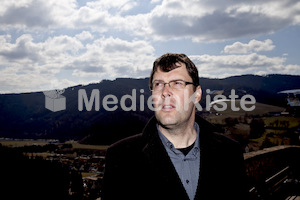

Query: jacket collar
<box><xmin>141</xmin><ymin>114</ymin><xmax>218</xmax><ymax>152</ymax></box>
<box><xmin>141</xmin><ymin>116</ymin><xmax>189</xmax><ymax>199</ymax></box>
<box><xmin>142</xmin><ymin>115</ymin><xmax>218</xmax><ymax>199</ymax></box>
<box><xmin>140</xmin><ymin>114</ymin><xmax>219</xmax><ymax>199</ymax></box>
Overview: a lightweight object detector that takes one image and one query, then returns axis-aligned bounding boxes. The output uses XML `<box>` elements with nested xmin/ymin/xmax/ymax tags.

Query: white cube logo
<box><xmin>43</xmin><ymin>89</ymin><xmax>66</xmax><ymax>112</ymax></box>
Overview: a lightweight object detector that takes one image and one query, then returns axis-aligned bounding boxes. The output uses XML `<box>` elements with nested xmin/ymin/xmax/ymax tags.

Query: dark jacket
<box><xmin>102</xmin><ymin>115</ymin><xmax>249</xmax><ymax>200</ymax></box>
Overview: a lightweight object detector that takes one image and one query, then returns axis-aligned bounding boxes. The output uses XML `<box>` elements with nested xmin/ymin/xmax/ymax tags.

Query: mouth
<box><xmin>161</xmin><ymin>104</ymin><xmax>176</xmax><ymax>111</ymax></box>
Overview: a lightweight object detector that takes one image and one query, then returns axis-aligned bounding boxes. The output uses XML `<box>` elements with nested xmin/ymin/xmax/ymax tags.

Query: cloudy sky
<box><xmin>0</xmin><ymin>0</ymin><xmax>300</xmax><ymax>93</ymax></box>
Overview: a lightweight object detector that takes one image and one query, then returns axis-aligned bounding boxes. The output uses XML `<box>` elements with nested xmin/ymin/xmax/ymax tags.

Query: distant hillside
<box><xmin>0</xmin><ymin>74</ymin><xmax>299</xmax><ymax>145</ymax></box>
<box><xmin>199</xmin><ymin>74</ymin><xmax>300</xmax><ymax>106</ymax></box>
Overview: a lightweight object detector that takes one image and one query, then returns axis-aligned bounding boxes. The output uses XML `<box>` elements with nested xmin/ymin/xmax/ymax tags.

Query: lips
<box><xmin>161</xmin><ymin>104</ymin><xmax>176</xmax><ymax>111</ymax></box>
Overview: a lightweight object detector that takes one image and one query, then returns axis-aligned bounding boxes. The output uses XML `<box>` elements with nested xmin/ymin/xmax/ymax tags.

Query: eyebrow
<box><xmin>152</xmin><ymin>79</ymin><xmax>184</xmax><ymax>83</ymax></box>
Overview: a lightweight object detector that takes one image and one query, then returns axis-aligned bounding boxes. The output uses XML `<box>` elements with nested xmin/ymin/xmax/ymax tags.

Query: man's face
<box><xmin>152</xmin><ymin>62</ymin><xmax>202</xmax><ymax>129</ymax></box>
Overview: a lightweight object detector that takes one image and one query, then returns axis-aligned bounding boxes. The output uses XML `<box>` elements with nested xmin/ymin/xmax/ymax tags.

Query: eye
<box><xmin>153</xmin><ymin>81</ymin><xmax>163</xmax><ymax>89</ymax></box>
<box><xmin>171</xmin><ymin>80</ymin><xmax>185</xmax><ymax>89</ymax></box>
<box><xmin>174</xmin><ymin>80</ymin><xmax>184</xmax><ymax>85</ymax></box>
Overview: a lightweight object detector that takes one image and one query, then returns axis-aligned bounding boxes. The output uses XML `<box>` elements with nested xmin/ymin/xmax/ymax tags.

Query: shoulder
<box><xmin>105</xmin><ymin>116</ymin><xmax>158</xmax><ymax>159</ymax></box>
<box><xmin>106</xmin><ymin>133</ymin><xmax>145</xmax><ymax>158</ymax></box>
<box><xmin>212</xmin><ymin>131</ymin><xmax>241</xmax><ymax>151</ymax></box>
<box><xmin>196</xmin><ymin>114</ymin><xmax>242</xmax><ymax>152</ymax></box>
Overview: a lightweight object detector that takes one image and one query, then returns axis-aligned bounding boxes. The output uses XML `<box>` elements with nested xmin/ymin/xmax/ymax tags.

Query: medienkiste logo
<box><xmin>43</xmin><ymin>88</ymin><xmax>256</xmax><ymax>112</ymax></box>
<box><xmin>43</xmin><ymin>89</ymin><xmax>66</xmax><ymax>112</ymax></box>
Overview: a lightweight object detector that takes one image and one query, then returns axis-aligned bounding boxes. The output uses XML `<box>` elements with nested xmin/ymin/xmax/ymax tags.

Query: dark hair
<box><xmin>149</xmin><ymin>53</ymin><xmax>199</xmax><ymax>89</ymax></box>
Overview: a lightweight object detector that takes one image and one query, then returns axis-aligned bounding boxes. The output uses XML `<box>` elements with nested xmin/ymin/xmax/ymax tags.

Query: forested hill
<box><xmin>0</xmin><ymin>74</ymin><xmax>299</xmax><ymax>144</ymax></box>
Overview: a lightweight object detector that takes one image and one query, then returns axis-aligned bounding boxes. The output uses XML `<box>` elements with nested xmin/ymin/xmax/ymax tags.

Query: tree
<box><xmin>250</xmin><ymin>118</ymin><xmax>265</xmax><ymax>138</ymax></box>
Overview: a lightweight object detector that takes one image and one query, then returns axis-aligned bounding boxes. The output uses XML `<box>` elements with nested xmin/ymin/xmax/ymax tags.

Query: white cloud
<box><xmin>70</xmin><ymin>37</ymin><xmax>155</xmax><ymax>79</ymax></box>
<box><xmin>85</xmin><ymin>0</ymin><xmax>137</xmax><ymax>13</ymax></box>
<box><xmin>0</xmin><ymin>33</ymin><xmax>84</xmax><ymax>92</ymax></box>
<box><xmin>0</xmin><ymin>0</ymin><xmax>77</xmax><ymax>29</ymax></box>
<box><xmin>0</xmin><ymin>34</ymin><xmax>40</xmax><ymax>61</ymax></box>
<box><xmin>0</xmin><ymin>32</ymin><xmax>298</xmax><ymax>93</ymax></box>
<box><xmin>190</xmin><ymin>53</ymin><xmax>300</xmax><ymax>78</ymax></box>
<box><xmin>223</xmin><ymin>39</ymin><xmax>275</xmax><ymax>54</ymax></box>
<box><xmin>1</xmin><ymin>0</ymin><xmax>299</xmax><ymax>42</ymax></box>
<box><xmin>147</xmin><ymin>0</ymin><xmax>300</xmax><ymax>41</ymax></box>
<box><xmin>75</xmin><ymin>31</ymin><xmax>94</xmax><ymax>41</ymax></box>
<box><xmin>0</xmin><ymin>0</ymin><xmax>299</xmax><ymax>93</ymax></box>
<box><xmin>0</xmin><ymin>34</ymin><xmax>155</xmax><ymax>93</ymax></box>
<box><xmin>151</xmin><ymin>0</ymin><xmax>162</xmax><ymax>3</ymax></box>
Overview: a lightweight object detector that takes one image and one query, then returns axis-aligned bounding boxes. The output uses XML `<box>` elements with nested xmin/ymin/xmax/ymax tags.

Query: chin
<box><xmin>156</xmin><ymin>113</ymin><xmax>179</xmax><ymax>127</ymax></box>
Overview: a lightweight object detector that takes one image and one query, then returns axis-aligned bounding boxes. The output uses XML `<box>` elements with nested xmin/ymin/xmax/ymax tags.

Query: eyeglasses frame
<box><xmin>150</xmin><ymin>79</ymin><xmax>198</xmax><ymax>92</ymax></box>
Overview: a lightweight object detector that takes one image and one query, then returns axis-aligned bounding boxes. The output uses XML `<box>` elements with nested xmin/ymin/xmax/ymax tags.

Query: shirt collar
<box><xmin>157</xmin><ymin>123</ymin><xmax>200</xmax><ymax>155</ymax></box>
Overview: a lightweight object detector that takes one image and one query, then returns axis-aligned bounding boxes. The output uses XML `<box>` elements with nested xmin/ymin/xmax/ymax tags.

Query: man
<box><xmin>102</xmin><ymin>53</ymin><xmax>249</xmax><ymax>200</ymax></box>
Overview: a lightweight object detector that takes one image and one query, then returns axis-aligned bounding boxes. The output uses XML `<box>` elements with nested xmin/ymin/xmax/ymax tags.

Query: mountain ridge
<box><xmin>0</xmin><ymin>74</ymin><xmax>299</xmax><ymax>144</ymax></box>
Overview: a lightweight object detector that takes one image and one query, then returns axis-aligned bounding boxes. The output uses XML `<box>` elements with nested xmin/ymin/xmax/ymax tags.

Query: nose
<box><xmin>162</xmin><ymin>83</ymin><xmax>172</xmax><ymax>98</ymax></box>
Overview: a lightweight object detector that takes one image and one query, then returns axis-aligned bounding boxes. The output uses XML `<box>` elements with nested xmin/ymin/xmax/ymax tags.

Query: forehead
<box><xmin>153</xmin><ymin>62</ymin><xmax>191</xmax><ymax>81</ymax></box>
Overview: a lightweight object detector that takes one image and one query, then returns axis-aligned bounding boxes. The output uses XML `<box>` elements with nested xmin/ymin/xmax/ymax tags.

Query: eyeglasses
<box><xmin>150</xmin><ymin>79</ymin><xmax>197</xmax><ymax>92</ymax></box>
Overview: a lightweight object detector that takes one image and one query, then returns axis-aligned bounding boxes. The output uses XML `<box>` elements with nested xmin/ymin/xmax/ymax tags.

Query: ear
<box><xmin>194</xmin><ymin>86</ymin><xmax>202</xmax><ymax>104</ymax></box>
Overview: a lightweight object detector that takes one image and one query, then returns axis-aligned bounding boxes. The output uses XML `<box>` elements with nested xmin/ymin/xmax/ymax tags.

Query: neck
<box><xmin>158</xmin><ymin>119</ymin><xmax>197</xmax><ymax>149</ymax></box>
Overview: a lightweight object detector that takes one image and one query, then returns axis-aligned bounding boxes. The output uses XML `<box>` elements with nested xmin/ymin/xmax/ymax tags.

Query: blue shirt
<box><xmin>157</xmin><ymin>123</ymin><xmax>200</xmax><ymax>200</ymax></box>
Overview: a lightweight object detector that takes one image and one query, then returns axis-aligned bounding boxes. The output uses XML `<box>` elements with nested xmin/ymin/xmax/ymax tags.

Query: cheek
<box><xmin>181</xmin><ymin>90</ymin><xmax>196</xmax><ymax>108</ymax></box>
<box><xmin>182</xmin><ymin>90</ymin><xmax>192</xmax><ymax>102</ymax></box>
<box><xmin>167</xmin><ymin>93</ymin><xmax>184</xmax><ymax>110</ymax></box>
<box><xmin>151</xmin><ymin>93</ymin><xmax>161</xmax><ymax>106</ymax></box>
